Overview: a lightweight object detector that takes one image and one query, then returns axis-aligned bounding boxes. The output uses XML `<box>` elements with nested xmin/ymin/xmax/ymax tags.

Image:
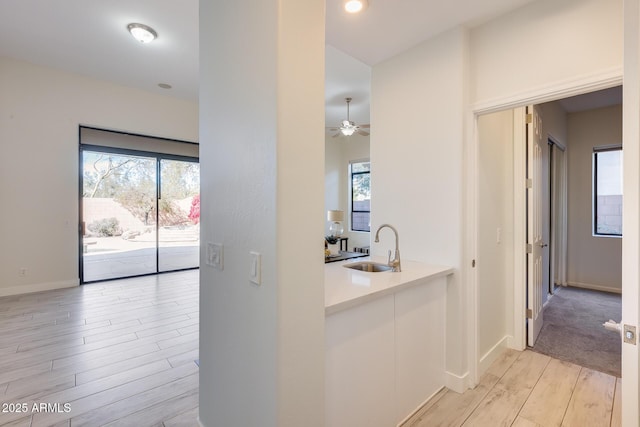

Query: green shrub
<box><xmin>88</xmin><ymin>217</ymin><xmax>122</xmax><ymax>237</ymax></box>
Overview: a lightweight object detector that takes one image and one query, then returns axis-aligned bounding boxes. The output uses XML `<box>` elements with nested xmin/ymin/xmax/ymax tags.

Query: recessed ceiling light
<box><xmin>344</xmin><ymin>0</ymin><xmax>368</xmax><ymax>13</ymax></box>
<box><xmin>158</xmin><ymin>83</ymin><xmax>172</xmax><ymax>89</ymax></box>
<box><xmin>127</xmin><ymin>23</ymin><xmax>157</xmax><ymax>44</ymax></box>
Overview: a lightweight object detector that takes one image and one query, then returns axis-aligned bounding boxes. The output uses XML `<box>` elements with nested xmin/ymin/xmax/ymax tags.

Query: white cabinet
<box><xmin>325</xmin><ymin>276</ymin><xmax>447</xmax><ymax>427</ymax></box>
<box><xmin>394</xmin><ymin>278</ymin><xmax>446</xmax><ymax>421</ymax></box>
<box><xmin>325</xmin><ymin>294</ymin><xmax>396</xmax><ymax>427</ymax></box>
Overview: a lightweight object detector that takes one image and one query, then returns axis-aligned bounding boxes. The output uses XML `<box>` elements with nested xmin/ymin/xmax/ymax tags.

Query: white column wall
<box><xmin>198</xmin><ymin>1</ymin><xmax>325</xmax><ymax>426</ymax></box>
<box><xmin>623</xmin><ymin>0</ymin><xmax>640</xmax><ymax>423</ymax></box>
<box><xmin>371</xmin><ymin>27</ymin><xmax>468</xmax><ymax>386</ymax></box>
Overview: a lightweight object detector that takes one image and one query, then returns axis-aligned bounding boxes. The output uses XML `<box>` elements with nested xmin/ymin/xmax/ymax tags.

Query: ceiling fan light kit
<box><xmin>340</xmin><ymin>122</ymin><xmax>357</xmax><ymax>136</ymax></box>
<box><xmin>328</xmin><ymin>97</ymin><xmax>370</xmax><ymax>138</ymax></box>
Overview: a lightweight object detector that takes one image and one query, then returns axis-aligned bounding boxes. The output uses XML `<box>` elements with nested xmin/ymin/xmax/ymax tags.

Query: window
<box><xmin>593</xmin><ymin>147</ymin><xmax>623</xmax><ymax>236</ymax></box>
<box><xmin>350</xmin><ymin>160</ymin><xmax>370</xmax><ymax>232</ymax></box>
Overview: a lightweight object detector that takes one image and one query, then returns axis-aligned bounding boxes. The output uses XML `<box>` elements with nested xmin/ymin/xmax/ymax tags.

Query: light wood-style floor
<box><xmin>0</xmin><ymin>271</ymin><xmax>622</xmax><ymax>427</ymax></box>
<box><xmin>0</xmin><ymin>270</ymin><xmax>200</xmax><ymax>427</ymax></box>
<box><xmin>407</xmin><ymin>349</ymin><xmax>622</xmax><ymax>427</ymax></box>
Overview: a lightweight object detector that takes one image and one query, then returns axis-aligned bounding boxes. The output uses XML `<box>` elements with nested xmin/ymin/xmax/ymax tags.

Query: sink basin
<box><xmin>343</xmin><ymin>261</ymin><xmax>393</xmax><ymax>272</ymax></box>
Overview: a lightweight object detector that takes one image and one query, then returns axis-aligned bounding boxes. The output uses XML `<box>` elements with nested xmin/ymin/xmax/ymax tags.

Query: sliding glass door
<box><xmin>81</xmin><ymin>147</ymin><xmax>199</xmax><ymax>282</ymax></box>
<box><xmin>158</xmin><ymin>159</ymin><xmax>200</xmax><ymax>272</ymax></box>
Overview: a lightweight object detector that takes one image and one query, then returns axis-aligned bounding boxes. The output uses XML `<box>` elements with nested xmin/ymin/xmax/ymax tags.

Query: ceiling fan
<box><xmin>327</xmin><ymin>97</ymin><xmax>370</xmax><ymax>137</ymax></box>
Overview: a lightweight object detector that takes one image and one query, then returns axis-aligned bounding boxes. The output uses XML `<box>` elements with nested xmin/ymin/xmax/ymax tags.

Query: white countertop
<box><xmin>325</xmin><ymin>256</ymin><xmax>454</xmax><ymax>315</ymax></box>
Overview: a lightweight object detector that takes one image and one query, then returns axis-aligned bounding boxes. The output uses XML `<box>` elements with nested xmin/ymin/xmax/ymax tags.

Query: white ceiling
<box><xmin>1</xmin><ymin>0</ymin><xmax>592</xmax><ymax>129</ymax></box>
<box><xmin>325</xmin><ymin>45</ymin><xmax>371</xmax><ymax>129</ymax></box>
<box><xmin>325</xmin><ymin>0</ymin><xmax>538</xmax><ymax>66</ymax></box>
<box><xmin>556</xmin><ymin>86</ymin><xmax>622</xmax><ymax>113</ymax></box>
<box><xmin>0</xmin><ymin>0</ymin><xmax>199</xmax><ymax>101</ymax></box>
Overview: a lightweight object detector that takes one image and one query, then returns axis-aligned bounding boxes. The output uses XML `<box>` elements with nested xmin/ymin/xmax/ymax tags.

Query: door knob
<box><xmin>539</xmin><ymin>243</ymin><xmax>548</xmax><ymax>248</ymax></box>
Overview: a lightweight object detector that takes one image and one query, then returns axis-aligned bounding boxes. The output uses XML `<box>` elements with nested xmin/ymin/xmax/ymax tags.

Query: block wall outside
<box><xmin>596</xmin><ymin>194</ymin><xmax>622</xmax><ymax>235</ymax></box>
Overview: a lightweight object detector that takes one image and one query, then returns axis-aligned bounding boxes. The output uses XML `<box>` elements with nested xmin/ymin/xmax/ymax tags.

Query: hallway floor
<box><xmin>408</xmin><ymin>348</ymin><xmax>621</xmax><ymax>427</ymax></box>
<box><xmin>0</xmin><ymin>271</ymin><xmax>622</xmax><ymax>426</ymax></box>
<box><xmin>0</xmin><ymin>270</ymin><xmax>199</xmax><ymax>426</ymax></box>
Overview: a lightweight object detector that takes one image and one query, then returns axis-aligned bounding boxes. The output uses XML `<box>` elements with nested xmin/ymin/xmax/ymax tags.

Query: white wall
<box><xmin>198</xmin><ymin>0</ymin><xmax>325</xmax><ymax>426</ymax></box>
<box><xmin>325</xmin><ymin>136</ymin><xmax>343</xmax><ymax>223</ymax></box>
<box><xmin>372</xmin><ymin>27</ymin><xmax>468</xmax><ymax>384</ymax></box>
<box><xmin>324</xmin><ymin>134</ymin><xmax>370</xmax><ymax>250</ymax></box>
<box><xmin>0</xmin><ymin>56</ymin><xmax>198</xmax><ymax>296</ymax></box>
<box><xmin>566</xmin><ymin>105</ymin><xmax>623</xmax><ymax>292</ymax></box>
<box><xmin>371</xmin><ymin>0</ymin><xmax>624</xmax><ymax>388</ymax></box>
<box><xmin>471</xmin><ymin>0</ymin><xmax>623</xmax><ymax>107</ymax></box>
<box><xmin>477</xmin><ymin>110</ymin><xmax>514</xmax><ymax>366</ymax></box>
<box><xmin>540</xmin><ymin>102</ymin><xmax>568</xmax><ymax>146</ymax></box>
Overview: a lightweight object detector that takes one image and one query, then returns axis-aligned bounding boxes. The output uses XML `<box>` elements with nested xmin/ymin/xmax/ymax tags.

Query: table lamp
<box><xmin>327</xmin><ymin>210</ymin><xmax>344</xmax><ymax>238</ymax></box>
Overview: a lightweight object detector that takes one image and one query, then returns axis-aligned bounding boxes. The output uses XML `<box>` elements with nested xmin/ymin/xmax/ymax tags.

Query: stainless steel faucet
<box><xmin>374</xmin><ymin>224</ymin><xmax>401</xmax><ymax>272</ymax></box>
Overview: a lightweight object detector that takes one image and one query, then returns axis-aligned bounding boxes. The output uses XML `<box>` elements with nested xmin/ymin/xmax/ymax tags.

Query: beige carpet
<box><xmin>530</xmin><ymin>286</ymin><xmax>622</xmax><ymax>377</ymax></box>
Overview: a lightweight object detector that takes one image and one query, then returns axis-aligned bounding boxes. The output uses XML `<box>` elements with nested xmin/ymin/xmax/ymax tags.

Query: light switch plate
<box><xmin>207</xmin><ymin>243</ymin><xmax>223</xmax><ymax>270</ymax></box>
<box><xmin>250</xmin><ymin>251</ymin><xmax>261</xmax><ymax>285</ymax></box>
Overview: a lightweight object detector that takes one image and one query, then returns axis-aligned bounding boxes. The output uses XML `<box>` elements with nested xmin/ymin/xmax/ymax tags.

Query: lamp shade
<box><xmin>327</xmin><ymin>210</ymin><xmax>344</xmax><ymax>222</ymax></box>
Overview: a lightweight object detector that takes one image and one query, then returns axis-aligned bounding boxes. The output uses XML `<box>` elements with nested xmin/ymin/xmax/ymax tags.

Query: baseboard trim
<box><xmin>479</xmin><ymin>336</ymin><xmax>510</xmax><ymax>377</ymax></box>
<box><xmin>506</xmin><ymin>335</ymin><xmax>523</xmax><ymax>351</ymax></box>
<box><xmin>397</xmin><ymin>386</ymin><xmax>447</xmax><ymax>427</ymax></box>
<box><xmin>0</xmin><ymin>279</ymin><xmax>79</xmax><ymax>297</ymax></box>
<box><xmin>566</xmin><ymin>281</ymin><xmax>621</xmax><ymax>295</ymax></box>
<box><xmin>445</xmin><ymin>370</ymin><xmax>469</xmax><ymax>393</ymax></box>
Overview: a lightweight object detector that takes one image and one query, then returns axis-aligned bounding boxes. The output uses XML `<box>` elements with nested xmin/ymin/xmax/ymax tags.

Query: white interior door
<box><xmin>527</xmin><ymin>105</ymin><xmax>545</xmax><ymax>347</ymax></box>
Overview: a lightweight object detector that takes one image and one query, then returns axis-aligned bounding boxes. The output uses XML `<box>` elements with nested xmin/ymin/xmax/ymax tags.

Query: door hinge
<box><xmin>526</xmin><ymin>113</ymin><xmax>533</xmax><ymax>124</ymax></box>
<box><xmin>526</xmin><ymin>178</ymin><xmax>533</xmax><ymax>188</ymax></box>
<box><xmin>526</xmin><ymin>308</ymin><xmax>533</xmax><ymax>319</ymax></box>
<box><xmin>526</xmin><ymin>244</ymin><xmax>533</xmax><ymax>253</ymax></box>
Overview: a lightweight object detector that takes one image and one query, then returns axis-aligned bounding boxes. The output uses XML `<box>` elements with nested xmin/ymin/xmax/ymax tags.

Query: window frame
<box><xmin>593</xmin><ymin>145</ymin><xmax>623</xmax><ymax>238</ymax></box>
<box><xmin>349</xmin><ymin>159</ymin><xmax>371</xmax><ymax>233</ymax></box>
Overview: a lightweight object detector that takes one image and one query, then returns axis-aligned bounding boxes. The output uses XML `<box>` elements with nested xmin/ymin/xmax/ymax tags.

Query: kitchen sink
<box><xmin>343</xmin><ymin>261</ymin><xmax>393</xmax><ymax>272</ymax></box>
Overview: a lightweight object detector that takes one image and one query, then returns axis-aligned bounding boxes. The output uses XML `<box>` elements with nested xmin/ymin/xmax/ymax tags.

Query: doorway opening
<box><xmin>476</xmin><ymin>85</ymin><xmax>623</xmax><ymax>378</ymax></box>
<box><xmin>79</xmin><ymin>127</ymin><xmax>200</xmax><ymax>283</ymax></box>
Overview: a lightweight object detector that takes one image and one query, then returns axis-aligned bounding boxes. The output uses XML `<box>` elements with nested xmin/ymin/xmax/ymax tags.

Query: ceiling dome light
<box><xmin>127</xmin><ymin>23</ymin><xmax>157</xmax><ymax>44</ymax></box>
<box><xmin>344</xmin><ymin>0</ymin><xmax>368</xmax><ymax>13</ymax></box>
